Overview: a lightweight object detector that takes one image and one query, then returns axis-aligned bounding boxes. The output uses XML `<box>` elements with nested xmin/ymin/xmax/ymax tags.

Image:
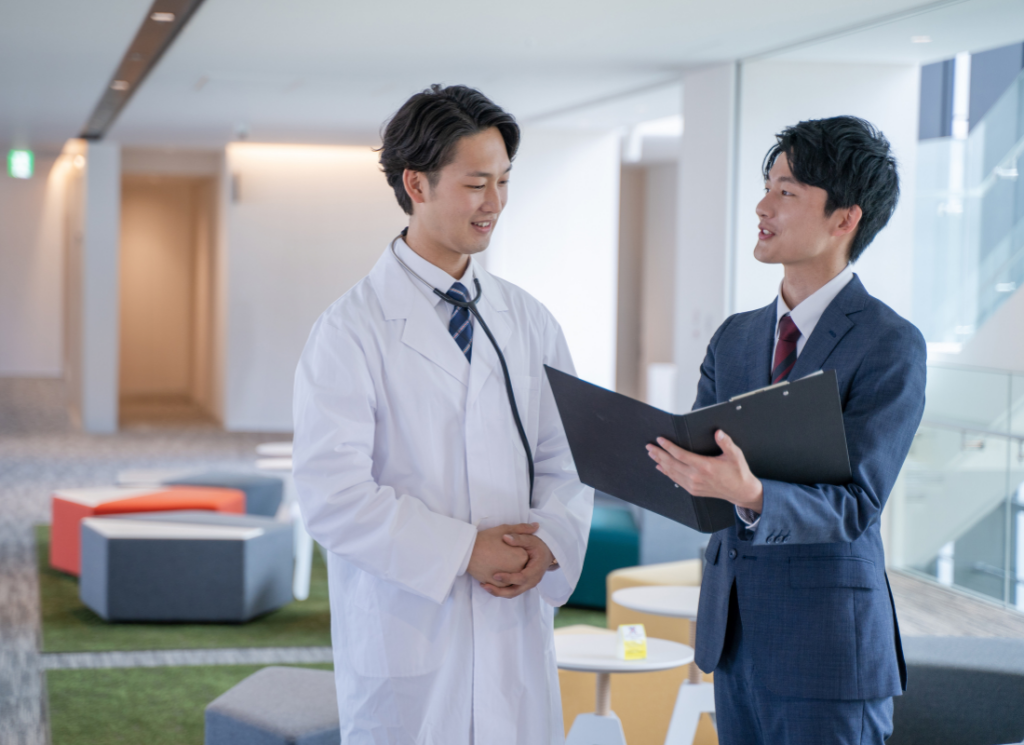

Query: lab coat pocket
<box><xmin>345</xmin><ymin>569</ymin><xmax>457</xmax><ymax>678</ymax></box>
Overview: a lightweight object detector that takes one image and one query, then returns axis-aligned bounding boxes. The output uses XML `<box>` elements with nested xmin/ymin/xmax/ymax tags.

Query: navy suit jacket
<box><xmin>693</xmin><ymin>275</ymin><xmax>926</xmax><ymax>701</ymax></box>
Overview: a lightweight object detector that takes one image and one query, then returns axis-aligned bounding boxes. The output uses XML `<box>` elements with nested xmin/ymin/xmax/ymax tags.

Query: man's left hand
<box><xmin>646</xmin><ymin>430</ymin><xmax>764</xmax><ymax>514</ymax></box>
<box><xmin>480</xmin><ymin>531</ymin><xmax>555</xmax><ymax>599</ymax></box>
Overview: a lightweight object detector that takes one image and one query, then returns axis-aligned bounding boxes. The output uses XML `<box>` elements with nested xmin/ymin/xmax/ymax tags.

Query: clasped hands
<box><xmin>646</xmin><ymin>430</ymin><xmax>764</xmax><ymax>514</ymax></box>
<box><xmin>467</xmin><ymin>522</ymin><xmax>555</xmax><ymax>599</ymax></box>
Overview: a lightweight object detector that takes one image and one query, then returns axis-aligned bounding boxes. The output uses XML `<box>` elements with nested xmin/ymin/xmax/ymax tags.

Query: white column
<box><xmin>673</xmin><ymin>64</ymin><xmax>738</xmax><ymax>410</ymax></box>
<box><xmin>486</xmin><ymin>129</ymin><xmax>621</xmax><ymax>390</ymax></box>
<box><xmin>79</xmin><ymin>141</ymin><xmax>121</xmax><ymax>433</ymax></box>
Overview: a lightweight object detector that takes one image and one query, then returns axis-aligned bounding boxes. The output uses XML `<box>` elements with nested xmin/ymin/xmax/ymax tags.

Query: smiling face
<box><xmin>404</xmin><ymin>127</ymin><xmax>510</xmax><ymax>277</ymax></box>
<box><xmin>754</xmin><ymin>152</ymin><xmax>854</xmax><ymax>270</ymax></box>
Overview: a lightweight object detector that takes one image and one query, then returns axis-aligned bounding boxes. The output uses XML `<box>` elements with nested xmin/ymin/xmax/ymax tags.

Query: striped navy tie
<box><xmin>447</xmin><ymin>282</ymin><xmax>473</xmax><ymax>363</ymax></box>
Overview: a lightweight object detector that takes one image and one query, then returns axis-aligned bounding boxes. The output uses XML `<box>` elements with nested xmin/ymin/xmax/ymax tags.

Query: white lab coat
<box><xmin>293</xmin><ymin>244</ymin><xmax>593</xmax><ymax>745</ymax></box>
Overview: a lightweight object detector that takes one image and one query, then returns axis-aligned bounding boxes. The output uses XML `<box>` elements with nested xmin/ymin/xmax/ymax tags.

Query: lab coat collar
<box><xmin>393</xmin><ymin>238</ymin><xmax>478</xmax><ymax>311</ymax></box>
<box><xmin>370</xmin><ymin>240</ymin><xmax>513</xmax><ymax>391</ymax></box>
<box><xmin>371</xmin><ymin>241</ymin><xmax>471</xmax><ymax>387</ymax></box>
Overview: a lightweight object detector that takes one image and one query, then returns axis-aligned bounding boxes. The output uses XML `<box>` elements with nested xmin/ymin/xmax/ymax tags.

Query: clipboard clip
<box><xmin>728</xmin><ymin>370</ymin><xmax>824</xmax><ymax>403</ymax></box>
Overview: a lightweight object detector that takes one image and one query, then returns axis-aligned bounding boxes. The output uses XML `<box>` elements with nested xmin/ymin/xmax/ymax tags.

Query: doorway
<box><xmin>119</xmin><ymin>175</ymin><xmax>217</xmax><ymax>426</ymax></box>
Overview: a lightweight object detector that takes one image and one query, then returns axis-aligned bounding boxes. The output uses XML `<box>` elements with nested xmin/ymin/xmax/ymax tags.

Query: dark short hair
<box><xmin>762</xmin><ymin>116</ymin><xmax>899</xmax><ymax>263</ymax></box>
<box><xmin>378</xmin><ymin>84</ymin><xmax>520</xmax><ymax>215</ymax></box>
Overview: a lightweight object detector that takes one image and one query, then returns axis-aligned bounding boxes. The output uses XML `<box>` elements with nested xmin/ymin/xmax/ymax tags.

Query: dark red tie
<box><xmin>771</xmin><ymin>314</ymin><xmax>801</xmax><ymax>384</ymax></box>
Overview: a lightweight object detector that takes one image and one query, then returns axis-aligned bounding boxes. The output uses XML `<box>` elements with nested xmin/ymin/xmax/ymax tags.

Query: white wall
<box><xmin>733</xmin><ymin>61</ymin><xmax>921</xmax><ymax>318</ymax></box>
<box><xmin>223</xmin><ymin>144</ymin><xmax>404</xmax><ymax>431</ymax></box>
<box><xmin>486</xmin><ymin>129</ymin><xmax>621</xmax><ymax>389</ymax></box>
<box><xmin>0</xmin><ymin>153</ymin><xmax>64</xmax><ymax>376</ymax></box>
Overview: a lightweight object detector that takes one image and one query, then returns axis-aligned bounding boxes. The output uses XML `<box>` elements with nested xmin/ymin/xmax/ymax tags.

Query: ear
<box><xmin>832</xmin><ymin>204</ymin><xmax>862</xmax><ymax>238</ymax></box>
<box><xmin>402</xmin><ymin>169</ymin><xmax>429</xmax><ymax>207</ymax></box>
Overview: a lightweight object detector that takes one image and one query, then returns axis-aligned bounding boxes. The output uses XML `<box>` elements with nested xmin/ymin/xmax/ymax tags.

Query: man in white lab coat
<box><xmin>293</xmin><ymin>84</ymin><xmax>593</xmax><ymax>744</ymax></box>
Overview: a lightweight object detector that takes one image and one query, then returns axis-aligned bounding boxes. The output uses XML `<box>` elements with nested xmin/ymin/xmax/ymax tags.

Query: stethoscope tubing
<box><xmin>391</xmin><ymin>238</ymin><xmax>536</xmax><ymax>504</ymax></box>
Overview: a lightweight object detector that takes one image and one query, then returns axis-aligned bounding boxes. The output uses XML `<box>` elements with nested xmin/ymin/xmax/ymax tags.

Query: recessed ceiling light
<box><xmin>111</xmin><ymin>80</ymin><xmax>130</xmax><ymax>91</ymax></box>
<box><xmin>151</xmin><ymin>12</ymin><xmax>175</xmax><ymax>22</ymax></box>
<box><xmin>911</xmin><ymin>35</ymin><xmax>932</xmax><ymax>43</ymax></box>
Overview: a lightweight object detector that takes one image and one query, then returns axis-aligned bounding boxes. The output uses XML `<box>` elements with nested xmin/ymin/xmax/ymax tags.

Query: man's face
<box><xmin>417</xmin><ymin>127</ymin><xmax>510</xmax><ymax>258</ymax></box>
<box><xmin>754</xmin><ymin>152</ymin><xmax>848</xmax><ymax>268</ymax></box>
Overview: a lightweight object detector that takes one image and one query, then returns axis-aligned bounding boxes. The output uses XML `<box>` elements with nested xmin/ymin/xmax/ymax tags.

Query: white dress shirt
<box><xmin>738</xmin><ymin>264</ymin><xmax>855</xmax><ymax>529</ymax></box>
<box><xmin>395</xmin><ymin>237</ymin><xmax>477</xmax><ymax>332</ymax></box>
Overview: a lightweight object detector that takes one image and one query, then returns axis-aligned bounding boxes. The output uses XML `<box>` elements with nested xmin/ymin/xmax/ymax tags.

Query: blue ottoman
<box><xmin>166</xmin><ymin>472</ymin><xmax>284</xmax><ymax>517</ymax></box>
<box><xmin>568</xmin><ymin>503</ymin><xmax>640</xmax><ymax>609</ymax></box>
<box><xmin>80</xmin><ymin>511</ymin><xmax>293</xmax><ymax>622</ymax></box>
<box><xmin>205</xmin><ymin>666</ymin><xmax>338</xmax><ymax>745</ymax></box>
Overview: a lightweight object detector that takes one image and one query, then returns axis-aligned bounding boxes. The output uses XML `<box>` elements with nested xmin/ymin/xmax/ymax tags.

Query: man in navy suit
<box><xmin>647</xmin><ymin>116</ymin><xmax>926</xmax><ymax>744</ymax></box>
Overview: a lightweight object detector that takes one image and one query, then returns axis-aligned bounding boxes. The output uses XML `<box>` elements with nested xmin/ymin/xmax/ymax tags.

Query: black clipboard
<box><xmin>544</xmin><ymin>366</ymin><xmax>852</xmax><ymax>533</ymax></box>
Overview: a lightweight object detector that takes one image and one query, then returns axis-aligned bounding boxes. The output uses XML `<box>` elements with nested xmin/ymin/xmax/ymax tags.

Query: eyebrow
<box><xmin>767</xmin><ymin>175</ymin><xmax>800</xmax><ymax>185</ymax></box>
<box><xmin>467</xmin><ymin>166</ymin><xmax>513</xmax><ymax>178</ymax></box>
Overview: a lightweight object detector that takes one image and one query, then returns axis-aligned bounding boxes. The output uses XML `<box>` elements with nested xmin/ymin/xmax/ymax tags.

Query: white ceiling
<box><xmin>2</xmin><ymin>0</ymin><xmax>1024</xmax><ymax>152</ymax></box>
<box><xmin>0</xmin><ymin>0</ymin><xmax>153</xmax><ymax>152</ymax></box>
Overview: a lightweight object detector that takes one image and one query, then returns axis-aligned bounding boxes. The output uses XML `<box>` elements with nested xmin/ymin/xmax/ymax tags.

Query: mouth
<box><xmin>758</xmin><ymin>226</ymin><xmax>775</xmax><ymax>240</ymax></box>
<box><xmin>471</xmin><ymin>220</ymin><xmax>493</xmax><ymax>234</ymax></box>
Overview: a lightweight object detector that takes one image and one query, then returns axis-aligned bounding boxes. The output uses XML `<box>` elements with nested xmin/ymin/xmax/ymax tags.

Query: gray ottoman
<box><xmin>79</xmin><ymin>511</ymin><xmax>293</xmax><ymax>622</ymax></box>
<box><xmin>890</xmin><ymin>636</ymin><xmax>1024</xmax><ymax>745</ymax></box>
<box><xmin>166</xmin><ymin>472</ymin><xmax>285</xmax><ymax>517</ymax></box>
<box><xmin>205</xmin><ymin>666</ymin><xmax>338</xmax><ymax>745</ymax></box>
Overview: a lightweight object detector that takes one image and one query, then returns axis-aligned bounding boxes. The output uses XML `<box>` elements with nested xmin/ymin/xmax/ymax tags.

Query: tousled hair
<box><xmin>762</xmin><ymin>116</ymin><xmax>899</xmax><ymax>263</ymax></box>
<box><xmin>378</xmin><ymin>84</ymin><xmax>520</xmax><ymax>215</ymax></box>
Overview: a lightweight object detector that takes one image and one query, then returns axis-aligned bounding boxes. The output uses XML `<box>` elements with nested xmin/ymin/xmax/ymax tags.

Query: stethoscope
<box><xmin>390</xmin><ymin>233</ymin><xmax>535</xmax><ymax>503</ymax></box>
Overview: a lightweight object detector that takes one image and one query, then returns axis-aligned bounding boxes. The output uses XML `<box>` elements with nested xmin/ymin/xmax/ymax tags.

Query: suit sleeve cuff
<box><xmin>736</xmin><ymin>505</ymin><xmax>761</xmax><ymax>531</ymax></box>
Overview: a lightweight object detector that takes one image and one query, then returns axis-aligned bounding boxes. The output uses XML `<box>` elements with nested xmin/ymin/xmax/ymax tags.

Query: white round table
<box><xmin>612</xmin><ymin>586</ymin><xmax>715</xmax><ymax>745</ymax></box>
<box><xmin>555</xmin><ymin>632</ymin><xmax>693</xmax><ymax>745</ymax></box>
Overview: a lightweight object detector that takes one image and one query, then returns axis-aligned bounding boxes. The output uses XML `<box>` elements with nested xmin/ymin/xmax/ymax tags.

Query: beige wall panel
<box><xmin>119</xmin><ymin>177</ymin><xmax>198</xmax><ymax>396</ymax></box>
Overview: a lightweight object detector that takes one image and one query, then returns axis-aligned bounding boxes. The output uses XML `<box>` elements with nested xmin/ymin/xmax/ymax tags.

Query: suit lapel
<box><xmin>788</xmin><ymin>275</ymin><xmax>866</xmax><ymax>381</ymax></box>
<box><xmin>748</xmin><ymin>302</ymin><xmax>777</xmax><ymax>391</ymax></box>
<box><xmin>370</xmin><ymin>247</ymin><xmax>470</xmax><ymax>388</ymax></box>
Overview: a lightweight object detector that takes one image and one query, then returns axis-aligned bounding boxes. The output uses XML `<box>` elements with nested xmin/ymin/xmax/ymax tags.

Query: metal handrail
<box><xmin>920</xmin><ymin>418</ymin><xmax>1024</xmax><ymax>443</ymax></box>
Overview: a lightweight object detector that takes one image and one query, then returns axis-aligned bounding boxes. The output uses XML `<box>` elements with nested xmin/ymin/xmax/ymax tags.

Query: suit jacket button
<box><xmin>728</xmin><ymin>548</ymin><xmax>738</xmax><ymax>559</ymax></box>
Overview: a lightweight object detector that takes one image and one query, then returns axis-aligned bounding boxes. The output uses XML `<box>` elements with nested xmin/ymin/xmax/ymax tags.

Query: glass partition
<box><xmin>913</xmin><ymin>67</ymin><xmax>1024</xmax><ymax>346</ymax></box>
<box><xmin>890</xmin><ymin>364</ymin><xmax>1024</xmax><ymax>608</ymax></box>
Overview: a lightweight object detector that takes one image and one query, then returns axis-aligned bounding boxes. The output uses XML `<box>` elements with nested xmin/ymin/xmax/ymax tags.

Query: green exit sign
<box><xmin>8</xmin><ymin>149</ymin><xmax>34</xmax><ymax>179</ymax></box>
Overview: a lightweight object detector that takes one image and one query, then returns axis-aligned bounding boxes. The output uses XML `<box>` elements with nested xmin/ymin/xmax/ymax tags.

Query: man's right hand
<box><xmin>467</xmin><ymin>523</ymin><xmax>537</xmax><ymax>587</ymax></box>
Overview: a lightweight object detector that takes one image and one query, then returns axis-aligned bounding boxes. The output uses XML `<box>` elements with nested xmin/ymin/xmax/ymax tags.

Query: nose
<box><xmin>756</xmin><ymin>192</ymin><xmax>772</xmax><ymax>219</ymax></box>
<box><xmin>481</xmin><ymin>182</ymin><xmax>502</xmax><ymax>214</ymax></box>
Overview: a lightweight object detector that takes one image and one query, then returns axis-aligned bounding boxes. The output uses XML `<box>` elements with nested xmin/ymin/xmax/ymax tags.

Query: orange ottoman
<box><xmin>50</xmin><ymin>486</ymin><xmax>246</xmax><ymax>576</ymax></box>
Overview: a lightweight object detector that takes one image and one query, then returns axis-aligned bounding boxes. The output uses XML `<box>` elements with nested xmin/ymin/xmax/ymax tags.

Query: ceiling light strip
<box><xmin>79</xmin><ymin>0</ymin><xmax>207</xmax><ymax>140</ymax></box>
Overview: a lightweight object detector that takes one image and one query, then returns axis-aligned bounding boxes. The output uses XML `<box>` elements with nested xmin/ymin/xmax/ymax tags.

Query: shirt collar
<box><xmin>394</xmin><ymin>237</ymin><xmax>476</xmax><ymax>309</ymax></box>
<box><xmin>775</xmin><ymin>264</ymin><xmax>855</xmax><ymax>338</ymax></box>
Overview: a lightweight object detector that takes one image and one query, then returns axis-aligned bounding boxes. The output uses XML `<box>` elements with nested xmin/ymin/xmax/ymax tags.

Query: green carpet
<box><xmin>35</xmin><ymin>525</ymin><xmax>332</xmax><ymax>652</ymax></box>
<box><xmin>554</xmin><ymin>606</ymin><xmax>607</xmax><ymax>629</ymax></box>
<box><xmin>47</xmin><ymin>663</ymin><xmax>332</xmax><ymax>745</ymax></box>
